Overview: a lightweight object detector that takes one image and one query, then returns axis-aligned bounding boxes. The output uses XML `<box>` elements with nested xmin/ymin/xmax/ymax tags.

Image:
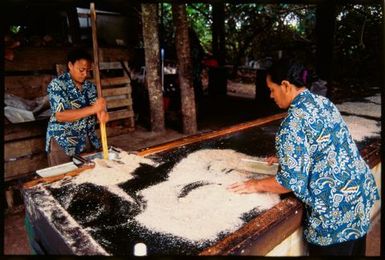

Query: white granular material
<box><xmin>135</xmin><ymin>149</ymin><xmax>280</xmax><ymax>242</ymax></box>
<box><xmin>72</xmin><ymin>152</ymin><xmax>156</xmax><ymax>186</ymax></box>
<box><xmin>365</xmin><ymin>94</ymin><xmax>381</xmax><ymax>104</ymax></box>
<box><xmin>342</xmin><ymin>115</ymin><xmax>381</xmax><ymax>142</ymax></box>
<box><xmin>337</xmin><ymin>100</ymin><xmax>381</xmax><ymax>118</ymax></box>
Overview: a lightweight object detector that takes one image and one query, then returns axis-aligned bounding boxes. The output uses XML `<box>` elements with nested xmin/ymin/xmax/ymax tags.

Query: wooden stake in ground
<box><xmin>90</xmin><ymin>2</ymin><xmax>108</xmax><ymax>160</ymax></box>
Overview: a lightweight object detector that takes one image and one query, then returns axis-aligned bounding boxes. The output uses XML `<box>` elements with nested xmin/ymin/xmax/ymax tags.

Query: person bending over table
<box><xmin>228</xmin><ymin>59</ymin><xmax>379</xmax><ymax>256</ymax></box>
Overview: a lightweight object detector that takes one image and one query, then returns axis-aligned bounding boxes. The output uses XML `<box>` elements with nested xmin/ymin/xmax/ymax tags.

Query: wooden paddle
<box><xmin>90</xmin><ymin>2</ymin><xmax>108</xmax><ymax>160</ymax></box>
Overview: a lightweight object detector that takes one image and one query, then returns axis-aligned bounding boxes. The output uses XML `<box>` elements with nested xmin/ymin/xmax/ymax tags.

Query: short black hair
<box><xmin>67</xmin><ymin>48</ymin><xmax>93</xmax><ymax>64</ymax></box>
<box><xmin>267</xmin><ymin>59</ymin><xmax>313</xmax><ymax>88</ymax></box>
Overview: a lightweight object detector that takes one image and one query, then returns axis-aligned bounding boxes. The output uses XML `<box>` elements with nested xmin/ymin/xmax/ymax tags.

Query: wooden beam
<box><xmin>4</xmin><ymin>121</ymin><xmax>47</xmax><ymax>142</ymax></box>
<box><xmin>22</xmin><ymin>164</ymin><xmax>94</xmax><ymax>189</ymax></box>
<box><xmin>102</xmin><ymin>86</ymin><xmax>131</xmax><ymax>96</ymax></box>
<box><xmin>5</xmin><ymin>153</ymin><xmax>48</xmax><ymax>182</ymax></box>
<box><xmin>5</xmin><ymin>47</ymin><xmax>132</xmax><ymax>72</ymax></box>
<box><xmin>108</xmin><ymin>109</ymin><xmax>134</xmax><ymax>121</ymax></box>
<box><xmin>199</xmin><ymin>196</ymin><xmax>303</xmax><ymax>255</ymax></box>
<box><xmin>99</xmin><ymin>77</ymin><xmax>130</xmax><ymax>87</ymax></box>
<box><xmin>137</xmin><ymin>112</ymin><xmax>287</xmax><ymax>156</ymax></box>
<box><xmin>106</xmin><ymin>98</ymin><xmax>132</xmax><ymax>109</ymax></box>
<box><xmin>5</xmin><ymin>137</ymin><xmax>46</xmax><ymax>161</ymax></box>
<box><xmin>5</xmin><ymin>74</ymin><xmax>53</xmax><ymax>99</ymax></box>
<box><xmin>360</xmin><ymin>140</ymin><xmax>381</xmax><ymax>169</ymax></box>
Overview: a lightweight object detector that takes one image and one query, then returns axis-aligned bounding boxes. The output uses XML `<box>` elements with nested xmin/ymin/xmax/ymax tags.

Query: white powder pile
<box><xmin>135</xmin><ymin>149</ymin><xmax>280</xmax><ymax>242</ymax></box>
<box><xmin>342</xmin><ymin>115</ymin><xmax>381</xmax><ymax>142</ymax></box>
<box><xmin>335</xmin><ymin>96</ymin><xmax>381</xmax><ymax>142</ymax></box>
<box><xmin>337</xmin><ymin>100</ymin><xmax>381</xmax><ymax>118</ymax></box>
<box><xmin>365</xmin><ymin>94</ymin><xmax>381</xmax><ymax>104</ymax></box>
<box><xmin>72</xmin><ymin>151</ymin><xmax>156</xmax><ymax>186</ymax></box>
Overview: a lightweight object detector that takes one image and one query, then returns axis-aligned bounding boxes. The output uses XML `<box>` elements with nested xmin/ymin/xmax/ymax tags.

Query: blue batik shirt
<box><xmin>275</xmin><ymin>89</ymin><xmax>380</xmax><ymax>246</ymax></box>
<box><xmin>45</xmin><ymin>72</ymin><xmax>100</xmax><ymax>156</ymax></box>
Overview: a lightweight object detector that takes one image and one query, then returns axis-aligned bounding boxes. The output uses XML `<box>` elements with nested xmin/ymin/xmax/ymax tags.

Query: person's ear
<box><xmin>68</xmin><ymin>61</ymin><xmax>73</xmax><ymax>70</ymax></box>
<box><xmin>280</xmin><ymin>80</ymin><xmax>291</xmax><ymax>92</ymax></box>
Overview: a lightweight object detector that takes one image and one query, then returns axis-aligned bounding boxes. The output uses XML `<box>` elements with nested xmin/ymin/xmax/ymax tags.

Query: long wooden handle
<box><xmin>90</xmin><ymin>2</ymin><xmax>108</xmax><ymax>160</ymax></box>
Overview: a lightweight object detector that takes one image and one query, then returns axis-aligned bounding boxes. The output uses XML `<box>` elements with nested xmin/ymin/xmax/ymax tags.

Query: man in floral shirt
<box><xmin>228</xmin><ymin>60</ymin><xmax>379</xmax><ymax>256</ymax></box>
<box><xmin>46</xmin><ymin>48</ymin><xmax>109</xmax><ymax>166</ymax></box>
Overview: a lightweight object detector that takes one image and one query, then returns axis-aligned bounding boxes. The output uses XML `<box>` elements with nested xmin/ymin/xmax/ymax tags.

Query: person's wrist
<box><xmin>252</xmin><ymin>179</ymin><xmax>261</xmax><ymax>193</ymax></box>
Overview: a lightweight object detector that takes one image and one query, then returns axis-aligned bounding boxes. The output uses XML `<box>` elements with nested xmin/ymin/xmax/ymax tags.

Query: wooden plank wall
<box><xmin>5</xmin><ymin>47</ymin><xmax>133</xmax><ymax>71</ymax></box>
<box><xmin>5</xmin><ymin>75</ymin><xmax>53</xmax><ymax>99</ymax></box>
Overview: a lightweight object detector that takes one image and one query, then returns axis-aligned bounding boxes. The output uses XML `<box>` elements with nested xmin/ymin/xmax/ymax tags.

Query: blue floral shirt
<box><xmin>275</xmin><ymin>89</ymin><xmax>380</xmax><ymax>246</ymax></box>
<box><xmin>46</xmin><ymin>72</ymin><xmax>100</xmax><ymax>156</ymax></box>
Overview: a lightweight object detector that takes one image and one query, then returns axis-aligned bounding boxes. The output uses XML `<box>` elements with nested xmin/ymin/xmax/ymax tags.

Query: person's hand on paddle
<box><xmin>92</xmin><ymin>97</ymin><xmax>107</xmax><ymax>114</ymax></box>
<box><xmin>97</xmin><ymin>110</ymin><xmax>109</xmax><ymax>123</ymax></box>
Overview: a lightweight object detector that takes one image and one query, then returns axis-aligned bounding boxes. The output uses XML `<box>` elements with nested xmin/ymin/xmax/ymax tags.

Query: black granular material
<box><xmin>45</xmin><ymin>123</ymin><xmax>282</xmax><ymax>255</ymax></box>
<box><xmin>178</xmin><ymin>181</ymin><xmax>214</xmax><ymax>198</ymax></box>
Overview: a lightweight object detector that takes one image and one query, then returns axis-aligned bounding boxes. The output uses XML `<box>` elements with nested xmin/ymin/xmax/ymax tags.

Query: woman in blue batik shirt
<box><xmin>227</xmin><ymin>59</ymin><xmax>380</xmax><ymax>256</ymax></box>
<box><xmin>46</xmin><ymin>48</ymin><xmax>109</xmax><ymax>166</ymax></box>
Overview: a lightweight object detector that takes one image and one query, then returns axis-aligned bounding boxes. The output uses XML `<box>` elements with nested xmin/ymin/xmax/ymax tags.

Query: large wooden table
<box><xmin>22</xmin><ymin>112</ymin><xmax>380</xmax><ymax>255</ymax></box>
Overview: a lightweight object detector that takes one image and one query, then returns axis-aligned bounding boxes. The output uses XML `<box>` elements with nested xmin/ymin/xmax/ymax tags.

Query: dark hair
<box><xmin>267</xmin><ymin>59</ymin><xmax>313</xmax><ymax>88</ymax></box>
<box><xmin>67</xmin><ymin>48</ymin><xmax>93</xmax><ymax>64</ymax></box>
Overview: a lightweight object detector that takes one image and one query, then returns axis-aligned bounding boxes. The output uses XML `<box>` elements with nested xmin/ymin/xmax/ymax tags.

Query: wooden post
<box><xmin>141</xmin><ymin>3</ymin><xmax>165</xmax><ymax>132</ymax></box>
<box><xmin>212</xmin><ymin>2</ymin><xmax>225</xmax><ymax>66</ymax></box>
<box><xmin>315</xmin><ymin>1</ymin><xmax>336</xmax><ymax>97</ymax></box>
<box><xmin>90</xmin><ymin>3</ymin><xmax>109</xmax><ymax>159</ymax></box>
<box><xmin>172</xmin><ymin>3</ymin><xmax>197</xmax><ymax>135</ymax></box>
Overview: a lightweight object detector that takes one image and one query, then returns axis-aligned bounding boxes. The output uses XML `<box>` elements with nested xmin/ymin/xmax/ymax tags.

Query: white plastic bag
<box><xmin>4</xmin><ymin>106</ymin><xmax>35</xmax><ymax>123</ymax></box>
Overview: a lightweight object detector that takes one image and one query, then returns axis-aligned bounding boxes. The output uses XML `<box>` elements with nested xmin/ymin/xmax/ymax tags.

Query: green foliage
<box><xmin>159</xmin><ymin>2</ymin><xmax>382</xmax><ymax>84</ymax></box>
<box><xmin>10</xmin><ymin>25</ymin><xmax>21</xmax><ymax>34</ymax></box>
<box><xmin>224</xmin><ymin>4</ymin><xmax>317</xmax><ymax>65</ymax></box>
<box><xmin>159</xmin><ymin>3</ymin><xmax>212</xmax><ymax>55</ymax></box>
<box><xmin>186</xmin><ymin>3</ymin><xmax>212</xmax><ymax>52</ymax></box>
<box><xmin>334</xmin><ymin>4</ymin><xmax>383</xmax><ymax>81</ymax></box>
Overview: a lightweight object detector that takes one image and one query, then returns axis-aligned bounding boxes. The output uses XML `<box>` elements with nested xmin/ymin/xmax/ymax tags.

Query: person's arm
<box><xmin>56</xmin><ymin>98</ymin><xmax>106</xmax><ymax>122</ymax></box>
<box><xmin>227</xmin><ymin>176</ymin><xmax>291</xmax><ymax>194</ymax></box>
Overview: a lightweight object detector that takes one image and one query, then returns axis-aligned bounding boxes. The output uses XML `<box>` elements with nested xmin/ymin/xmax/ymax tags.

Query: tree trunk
<box><xmin>141</xmin><ymin>3</ymin><xmax>165</xmax><ymax>132</ymax></box>
<box><xmin>315</xmin><ymin>2</ymin><xmax>336</xmax><ymax>98</ymax></box>
<box><xmin>172</xmin><ymin>4</ymin><xmax>197</xmax><ymax>135</ymax></box>
<box><xmin>212</xmin><ymin>2</ymin><xmax>225</xmax><ymax>66</ymax></box>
